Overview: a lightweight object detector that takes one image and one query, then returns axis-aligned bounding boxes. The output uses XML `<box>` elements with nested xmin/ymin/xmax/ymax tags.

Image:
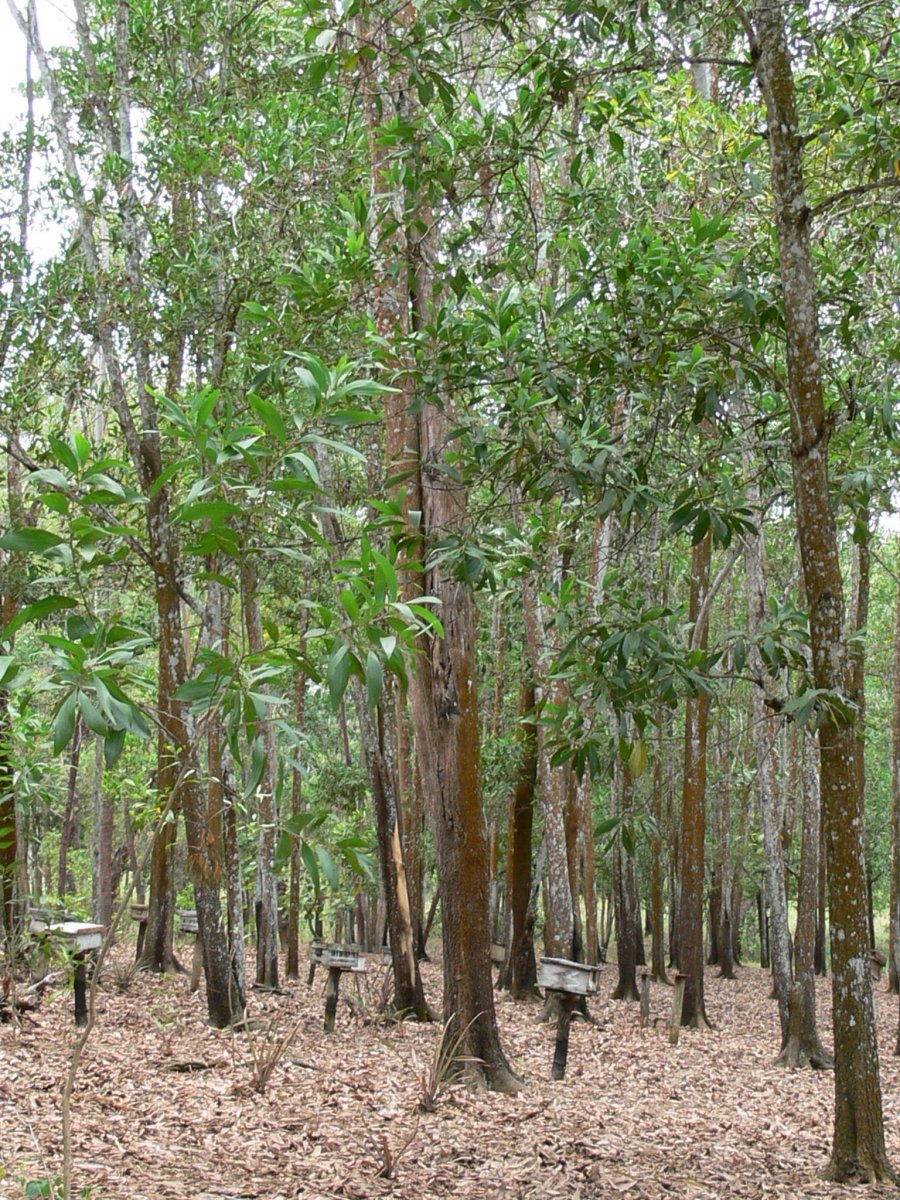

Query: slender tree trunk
<box><xmin>91</xmin><ymin>735</ymin><xmax>114</xmax><ymax>928</ymax></box>
<box><xmin>750</xmin><ymin>2</ymin><xmax>892</xmax><ymax>1178</ymax></box>
<box><xmin>717</xmin><ymin>715</ymin><xmax>736</xmax><ymax>981</ymax></box>
<box><xmin>888</xmin><ymin>538</ymin><xmax>900</xmax><ymax>994</ymax></box>
<box><xmin>397</xmin><ymin>154</ymin><xmax>518</xmax><ymax>1081</ymax></box>
<box><xmin>141</xmin><ymin>689</ymin><xmax>180</xmax><ymax>975</ymax></box>
<box><xmin>676</xmin><ymin>532</ymin><xmax>712</xmax><ymax>1027</ymax></box>
<box><xmin>57</xmin><ymin>716</ymin><xmax>83</xmax><ymax>901</ymax></box>
<box><xmin>778</xmin><ymin>730</ymin><xmax>832</xmax><ymax>1067</ymax></box>
<box><xmin>523</xmin><ymin>577</ymin><xmax>575</xmax><ymax>961</ymax></box>
<box><xmin>650</xmin><ymin>716</ymin><xmax>668</xmax><ymax>982</ymax></box>
<box><xmin>501</xmin><ymin>678</ymin><xmax>539</xmax><ymax>999</ymax></box>
<box><xmin>578</xmin><ymin>770</ymin><xmax>599</xmax><ymax>967</ymax></box>
<box><xmin>612</xmin><ymin>759</ymin><xmax>639</xmax><ymax>1000</ymax></box>
<box><xmin>744</xmin><ymin>491</ymin><xmax>792</xmax><ymax>1039</ymax></box>
<box><xmin>286</xmin><ymin>660</ymin><xmax>306</xmax><ymax>980</ymax></box>
<box><xmin>240</xmin><ymin>556</ymin><xmax>279</xmax><ymax>990</ymax></box>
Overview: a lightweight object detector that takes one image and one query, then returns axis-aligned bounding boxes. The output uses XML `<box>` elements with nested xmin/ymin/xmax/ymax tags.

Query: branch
<box><xmin>810</xmin><ymin>176</ymin><xmax>900</xmax><ymax>219</ymax></box>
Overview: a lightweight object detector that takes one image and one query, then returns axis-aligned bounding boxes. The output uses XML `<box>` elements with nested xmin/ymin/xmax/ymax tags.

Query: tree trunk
<box><xmin>612</xmin><ymin>759</ymin><xmax>639</xmax><ymax>1001</ymax></box>
<box><xmin>743</xmin><ymin>490</ymin><xmax>792</xmax><ymax>1039</ymax></box>
<box><xmin>676</xmin><ymin>532</ymin><xmax>712</xmax><ymax>1028</ymax></box>
<box><xmin>240</xmin><ymin>555</ymin><xmax>280</xmax><ymax>990</ymax></box>
<box><xmin>91</xmin><ymin>734</ymin><xmax>114</xmax><ymax>928</ymax></box>
<box><xmin>750</xmin><ymin>1</ymin><xmax>892</xmax><ymax>1178</ymax></box>
<box><xmin>757</xmin><ymin>886</ymin><xmax>770</xmax><ymax>970</ymax></box>
<box><xmin>286</xmin><ymin>661</ymin><xmax>306</xmax><ymax>980</ymax></box>
<box><xmin>502</xmin><ymin>679</ymin><xmax>539</xmax><ymax>999</ymax></box>
<box><xmin>778</xmin><ymin>730</ymin><xmax>832</xmax><ymax>1067</ymax></box>
<box><xmin>57</xmin><ymin>716</ymin><xmax>83</xmax><ymax>901</ymax></box>
<box><xmin>888</xmin><ymin>538</ymin><xmax>900</xmax><ymax>993</ymax></box>
<box><xmin>524</xmin><ymin>570</ymin><xmax>575</xmax><ymax>961</ymax></box>
<box><xmin>650</xmin><ymin>717</ymin><xmax>668</xmax><ymax>983</ymax></box>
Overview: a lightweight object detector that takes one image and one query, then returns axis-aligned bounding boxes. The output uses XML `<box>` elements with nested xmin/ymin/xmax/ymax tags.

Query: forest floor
<box><xmin>3</xmin><ymin>943</ymin><xmax>900</xmax><ymax>1200</ymax></box>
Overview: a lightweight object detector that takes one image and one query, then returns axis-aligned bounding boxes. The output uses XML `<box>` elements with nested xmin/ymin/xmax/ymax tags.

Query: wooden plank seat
<box><xmin>538</xmin><ymin>956</ymin><xmax>602</xmax><ymax>1081</ymax></box>
<box><xmin>308</xmin><ymin>942</ymin><xmax>366</xmax><ymax>1032</ymax></box>
<box><xmin>30</xmin><ymin>921</ymin><xmax>105</xmax><ymax>1026</ymax></box>
<box><xmin>178</xmin><ymin>910</ymin><xmax>202</xmax><ymax>991</ymax></box>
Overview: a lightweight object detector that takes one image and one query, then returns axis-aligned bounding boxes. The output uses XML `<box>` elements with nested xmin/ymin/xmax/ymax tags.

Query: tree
<box><xmin>748</xmin><ymin>0</ymin><xmax>894</xmax><ymax>1180</ymax></box>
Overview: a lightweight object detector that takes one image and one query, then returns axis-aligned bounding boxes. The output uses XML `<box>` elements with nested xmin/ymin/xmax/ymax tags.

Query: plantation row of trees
<box><xmin>0</xmin><ymin>0</ymin><xmax>898</xmax><ymax>1183</ymax></box>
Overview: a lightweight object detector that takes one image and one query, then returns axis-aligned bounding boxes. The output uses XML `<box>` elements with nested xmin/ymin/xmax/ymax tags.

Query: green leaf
<box><xmin>0</xmin><ymin>655</ymin><xmax>17</xmax><ymax>686</ymax></box>
<box><xmin>49</xmin><ymin>435</ymin><xmax>79</xmax><ymax>474</ymax></box>
<box><xmin>324</xmin><ymin>409</ymin><xmax>382</xmax><ymax>427</ymax></box>
<box><xmin>104</xmin><ymin>728</ymin><xmax>126</xmax><ymax>768</ymax></box>
<box><xmin>0</xmin><ymin>527</ymin><xmax>65</xmax><ymax>553</ymax></box>
<box><xmin>243</xmin><ymin>735</ymin><xmax>267</xmax><ymax>800</ymax></box>
<box><xmin>72</xmin><ymin>430</ymin><xmax>91</xmax><ymax>468</ymax></box>
<box><xmin>273</xmin><ymin>830</ymin><xmax>293</xmax><ymax>873</ymax></box>
<box><xmin>248</xmin><ymin>392</ymin><xmax>287</xmax><ymax>444</ymax></box>
<box><xmin>29</xmin><ymin>467</ymin><xmax>72</xmax><ymax>490</ymax></box>
<box><xmin>300</xmin><ymin>840</ymin><xmax>321</xmax><ymax>894</ymax></box>
<box><xmin>177</xmin><ymin>500</ymin><xmax>245</xmax><ymax>524</ymax></box>
<box><xmin>316</xmin><ymin>845</ymin><xmax>339</xmax><ymax>890</ymax></box>
<box><xmin>326</xmin><ymin>642</ymin><xmax>351</xmax><ymax>708</ymax></box>
<box><xmin>53</xmin><ymin>692</ymin><xmax>78</xmax><ymax>755</ymax></box>
<box><xmin>3</xmin><ymin>595</ymin><xmax>77</xmax><ymax>640</ymax></box>
<box><xmin>365</xmin><ymin>651</ymin><xmax>383</xmax><ymax>710</ymax></box>
<box><xmin>149</xmin><ymin>459</ymin><xmax>189</xmax><ymax>498</ymax></box>
<box><xmin>338</xmin><ymin>589</ymin><xmax>359</xmax><ymax>620</ymax></box>
<box><xmin>78</xmin><ymin>691</ymin><xmax>108</xmax><ymax>736</ymax></box>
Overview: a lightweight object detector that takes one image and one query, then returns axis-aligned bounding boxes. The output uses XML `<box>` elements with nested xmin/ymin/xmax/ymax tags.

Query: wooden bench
<box><xmin>309</xmin><ymin>941</ymin><xmax>366</xmax><ymax>1032</ymax></box>
<box><xmin>538</xmin><ymin>956</ymin><xmax>601</xmax><ymax>1080</ymax></box>
<box><xmin>131</xmin><ymin>903</ymin><xmax>149</xmax><ymax>962</ymax></box>
<box><xmin>31</xmin><ymin>920</ymin><xmax>104</xmax><ymax>1026</ymax></box>
<box><xmin>178</xmin><ymin>910</ymin><xmax>203</xmax><ymax>991</ymax></box>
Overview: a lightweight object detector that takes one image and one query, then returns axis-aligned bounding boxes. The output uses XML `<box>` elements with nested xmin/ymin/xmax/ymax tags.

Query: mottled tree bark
<box><xmin>676</xmin><ymin>532</ymin><xmax>712</xmax><ymax>1028</ymax></box>
<box><xmin>91</xmin><ymin>735</ymin><xmax>114</xmax><ymax>929</ymax></box>
<box><xmin>888</xmin><ymin>539</ymin><xmax>900</xmax><ymax>994</ymax></box>
<box><xmin>501</xmin><ymin>679</ymin><xmax>539</xmax><ymax>999</ymax></box>
<box><xmin>286</xmin><ymin>661</ymin><xmax>306</xmax><ymax>980</ymax></box>
<box><xmin>240</xmin><ymin>556</ymin><xmax>279</xmax><ymax>991</ymax></box>
<box><xmin>778</xmin><ymin>731</ymin><xmax>832</xmax><ymax>1067</ymax></box>
<box><xmin>57</xmin><ymin>716</ymin><xmax>83</xmax><ymax>901</ymax></box>
<box><xmin>750</xmin><ymin>1</ymin><xmax>892</xmax><ymax>1178</ymax></box>
<box><xmin>743</xmin><ymin>490</ymin><xmax>792</xmax><ymax>1039</ymax></box>
<box><xmin>612</xmin><ymin>760</ymin><xmax>639</xmax><ymax>1001</ymax></box>
<box><xmin>650</xmin><ymin>716</ymin><xmax>669</xmax><ymax>983</ymax></box>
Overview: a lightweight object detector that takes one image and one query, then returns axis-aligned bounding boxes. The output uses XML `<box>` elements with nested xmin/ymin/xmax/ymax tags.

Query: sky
<box><xmin>0</xmin><ymin>0</ymin><xmax>73</xmax><ymax>119</ymax></box>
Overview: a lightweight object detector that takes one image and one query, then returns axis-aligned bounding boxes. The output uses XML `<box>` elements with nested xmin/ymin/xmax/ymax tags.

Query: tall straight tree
<box><xmin>10</xmin><ymin>0</ymin><xmax>242</xmax><ymax>1025</ymax></box>
<box><xmin>888</xmin><ymin>538</ymin><xmax>900</xmax><ymax>994</ymax></box>
<box><xmin>749</xmin><ymin>0</ymin><xmax>893</xmax><ymax>1180</ymax></box>
<box><xmin>357</xmin><ymin>4</ymin><xmax>518</xmax><ymax>1089</ymax></box>
<box><xmin>676</xmin><ymin>530</ymin><xmax>712</xmax><ymax>1027</ymax></box>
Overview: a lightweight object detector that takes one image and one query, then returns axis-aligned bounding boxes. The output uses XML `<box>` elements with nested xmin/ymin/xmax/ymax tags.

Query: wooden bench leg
<box><xmin>74</xmin><ymin>953</ymin><xmax>88</xmax><ymax>1027</ymax></box>
<box><xmin>324</xmin><ymin>966</ymin><xmax>341</xmax><ymax>1034</ymax></box>
<box><xmin>190</xmin><ymin>935</ymin><xmax>203</xmax><ymax>992</ymax></box>
<box><xmin>551</xmin><ymin>993</ymin><xmax>576</xmax><ymax>1080</ymax></box>
<box><xmin>669</xmin><ymin>973</ymin><xmax>687</xmax><ymax>1045</ymax></box>
<box><xmin>134</xmin><ymin>920</ymin><xmax>146</xmax><ymax>964</ymax></box>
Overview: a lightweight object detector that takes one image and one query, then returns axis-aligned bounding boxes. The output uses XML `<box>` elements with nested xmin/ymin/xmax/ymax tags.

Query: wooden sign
<box><xmin>537</xmin><ymin>956</ymin><xmax>600</xmax><ymax>997</ymax></box>
<box><xmin>309</xmin><ymin>941</ymin><xmax>365</xmax><ymax>973</ymax></box>
<box><xmin>178</xmin><ymin>910</ymin><xmax>199</xmax><ymax>936</ymax></box>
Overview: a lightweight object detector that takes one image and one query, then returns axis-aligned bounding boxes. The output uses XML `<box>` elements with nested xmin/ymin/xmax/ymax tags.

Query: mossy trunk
<box><xmin>676</xmin><ymin>532</ymin><xmax>711</xmax><ymax>1028</ymax></box>
<box><xmin>751</xmin><ymin>0</ymin><xmax>892</xmax><ymax>1178</ymax></box>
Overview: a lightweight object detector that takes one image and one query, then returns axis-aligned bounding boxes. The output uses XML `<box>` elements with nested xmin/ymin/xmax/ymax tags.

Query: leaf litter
<box><xmin>3</xmin><ymin>948</ymin><xmax>900</xmax><ymax>1199</ymax></box>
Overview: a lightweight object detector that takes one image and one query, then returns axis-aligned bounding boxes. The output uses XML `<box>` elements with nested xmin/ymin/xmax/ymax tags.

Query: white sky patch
<box><xmin>0</xmin><ymin>0</ymin><xmax>73</xmax><ymax>117</ymax></box>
